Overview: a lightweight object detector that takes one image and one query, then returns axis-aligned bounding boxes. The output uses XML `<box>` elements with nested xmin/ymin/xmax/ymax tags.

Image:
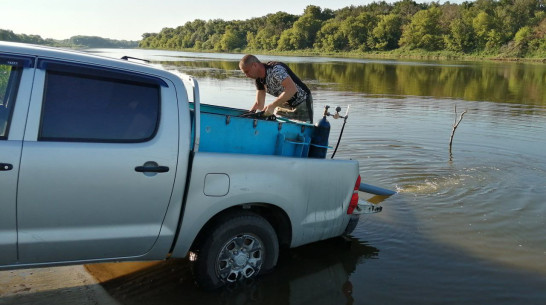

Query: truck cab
<box><xmin>1</xmin><ymin>42</ymin><xmax>190</xmax><ymax>265</ymax></box>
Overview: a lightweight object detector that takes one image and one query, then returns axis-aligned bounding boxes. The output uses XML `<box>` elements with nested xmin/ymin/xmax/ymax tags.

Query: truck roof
<box><xmin>0</xmin><ymin>41</ymin><xmax>182</xmax><ymax>81</ymax></box>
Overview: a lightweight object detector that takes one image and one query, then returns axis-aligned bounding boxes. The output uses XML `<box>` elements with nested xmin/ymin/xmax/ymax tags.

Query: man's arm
<box><xmin>250</xmin><ymin>90</ymin><xmax>266</xmax><ymax>111</ymax></box>
<box><xmin>263</xmin><ymin>76</ymin><xmax>297</xmax><ymax>115</ymax></box>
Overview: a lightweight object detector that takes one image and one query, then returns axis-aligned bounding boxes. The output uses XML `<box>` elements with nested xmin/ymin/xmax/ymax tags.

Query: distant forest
<box><xmin>1</xmin><ymin>0</ymin><xmax>544</xmax><ymax>58</ymax></box>
<box><xmin>140</xmin><ymin>0</ymin><xmax>546</xmax><ymax>58</ymax></box>
<box><xmin>0</xmin><ymin>30</ymin><xmax>138</xmax><ymax>48</ymax></box>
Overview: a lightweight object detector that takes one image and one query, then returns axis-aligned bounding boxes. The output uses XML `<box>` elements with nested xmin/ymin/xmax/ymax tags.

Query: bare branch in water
<box><xmin>449</xmin><ymin>105</ymin><xmax>467</xmax><ymax>155</ymax></box>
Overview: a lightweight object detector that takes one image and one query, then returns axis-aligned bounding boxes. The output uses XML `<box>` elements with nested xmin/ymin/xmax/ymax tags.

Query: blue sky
<box><xmin>3</xmin><ymin>0</ymin><xmax>457</xmax><ymax>41</ymax></box>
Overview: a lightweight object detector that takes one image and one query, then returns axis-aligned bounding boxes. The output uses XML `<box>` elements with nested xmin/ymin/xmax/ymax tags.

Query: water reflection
<box><xmin>91</xmin><ymin>237</ymin><xmax>378</xmax><ymax>305</ymax></box>
<box><xmin>158</xmin><ymin>59</ymin><xmax>546</xmax><ymax>107</ymax></box>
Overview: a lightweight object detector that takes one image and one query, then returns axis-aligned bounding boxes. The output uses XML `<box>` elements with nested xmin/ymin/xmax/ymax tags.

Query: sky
<box><xmin>2</xmin><ymin>0</ymin><xmax>397</xmax><ymax>41</ymax></box>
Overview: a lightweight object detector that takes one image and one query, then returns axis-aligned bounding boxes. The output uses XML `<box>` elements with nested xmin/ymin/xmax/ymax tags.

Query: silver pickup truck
<box><xmin>0</xmin><ymin>42</ymin><xmax>379</xmax><ymax>289</ymax></box>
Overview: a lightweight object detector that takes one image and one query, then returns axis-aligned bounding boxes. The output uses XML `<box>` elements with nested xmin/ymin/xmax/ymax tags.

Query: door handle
<box><xmin>0</xmin><ymin>163</ymin><xmax>13</xmax><ymax>171</ymax></box>
<box><xmin>135</xmin><ymin>165</ymin><xmax>169</xmax><ymax>173</ymax></box>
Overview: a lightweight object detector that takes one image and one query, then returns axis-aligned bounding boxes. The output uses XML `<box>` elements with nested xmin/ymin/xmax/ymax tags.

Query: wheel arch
<box><xmin>189</xmin><ymin>203</ymin><xmax>292</xmax><ymax>253</ymax></box>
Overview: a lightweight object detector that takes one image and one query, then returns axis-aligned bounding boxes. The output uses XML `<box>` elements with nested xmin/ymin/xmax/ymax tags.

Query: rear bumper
<box><xmin>344</xmin><ymin>214</ymin><xmax>360</xmax><ymax>235</ymax></box>
<box><xmin>344</xmin><ymin>200</ymin><xmax>382</xmax><ymax>235</ymax></box>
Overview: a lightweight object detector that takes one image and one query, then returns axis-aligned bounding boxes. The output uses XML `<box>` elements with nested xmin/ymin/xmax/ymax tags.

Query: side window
<box><xmin>39</xmin><ymin>65</ymin><xmax>161</xmax><ymax>142</ymax></box>
<box><xmin>0</xmin><ymin>62</ymin><xmax>22</xmax><ymax>139</ymax></box>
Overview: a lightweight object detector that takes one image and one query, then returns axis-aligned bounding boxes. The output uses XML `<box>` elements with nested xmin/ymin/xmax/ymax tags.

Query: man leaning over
<box><xmin>239</xmin><ymin>54</ymin><xmax>313</xmax><ymax>123</ymax></box>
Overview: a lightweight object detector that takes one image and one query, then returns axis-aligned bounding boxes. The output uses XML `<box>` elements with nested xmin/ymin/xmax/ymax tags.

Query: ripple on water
<box><xmin>333</xmin><ymin>97</ymin><xmax>546</xmax><ymax>276</ymax></box>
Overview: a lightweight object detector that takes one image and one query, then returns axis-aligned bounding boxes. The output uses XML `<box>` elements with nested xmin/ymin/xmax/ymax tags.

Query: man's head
<box><xmin>239</xmin><ymin>54</ymin><xmax>263</xmax><ymax>79</ymax></box>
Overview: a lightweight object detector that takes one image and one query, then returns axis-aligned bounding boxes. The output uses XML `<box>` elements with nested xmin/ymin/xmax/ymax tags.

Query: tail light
<box><xmin>347</xmin><ymin>175</ymin><xmax>361</xmax><ymax>214</ymax></box>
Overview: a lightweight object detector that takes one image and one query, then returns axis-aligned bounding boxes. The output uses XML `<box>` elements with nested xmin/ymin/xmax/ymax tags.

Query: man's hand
<box><xmin>262</xmin><ymin>103</ymin><xmax>276</xmax><ymax>116</ymax></box>
<box><xmin>250</xmin><ymin>90</ymin><xmax>267</xmax><ymax>112</ymax></box>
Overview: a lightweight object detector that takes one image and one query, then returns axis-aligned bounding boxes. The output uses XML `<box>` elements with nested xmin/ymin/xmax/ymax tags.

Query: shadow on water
<box><xmin>90</xmin><ymin>237</ymin><xmax>379</xmax><ymax>305</ymax></box>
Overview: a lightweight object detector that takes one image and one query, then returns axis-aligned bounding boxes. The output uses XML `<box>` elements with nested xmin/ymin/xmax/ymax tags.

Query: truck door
<box><xmin>0</xmin><ymin>55</ymin><xmax>34</xmax><ymax>265</ymax></box>
<box><xmin>17</xmin><ymin>61</ymin><xmax>179</xmax><ymax>263</ymax></box>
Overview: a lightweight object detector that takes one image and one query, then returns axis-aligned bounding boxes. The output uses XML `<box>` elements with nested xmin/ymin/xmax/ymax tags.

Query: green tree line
<box><xmin>0</xmin><ymin>29</ymin><xmax>138</xmax><ymax>48</ymax></box>
<box><xmin>140</xmin><ymin>0</ymin><xmax>546</xmax><ymax>58</ymax></box>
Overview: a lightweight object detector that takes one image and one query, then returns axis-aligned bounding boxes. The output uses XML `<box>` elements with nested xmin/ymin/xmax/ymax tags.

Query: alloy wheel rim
<box><xmin>216</xmin><ymin>234</ymin><xmax>264</xmax><ymax>283</ymax></box>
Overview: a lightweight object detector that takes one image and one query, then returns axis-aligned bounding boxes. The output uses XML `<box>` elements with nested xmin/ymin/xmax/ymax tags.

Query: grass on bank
<box><xmin>142</xmin><ymin>46</ymin><xmax>546</xmax><ymax>63</ymax></box>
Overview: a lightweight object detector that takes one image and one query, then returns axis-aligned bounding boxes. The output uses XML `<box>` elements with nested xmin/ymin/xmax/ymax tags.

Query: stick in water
<box><xmin>449</xmin><ymin>105</ymin><xmax>467</xmax><ymax>154</ymax></box>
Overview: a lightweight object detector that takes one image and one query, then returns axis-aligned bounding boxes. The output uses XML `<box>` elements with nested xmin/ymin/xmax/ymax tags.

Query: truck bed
<box><xmin>191</xmin><ymin>104</ymin><xmax>315</xmax><ymax>157</ymax></box>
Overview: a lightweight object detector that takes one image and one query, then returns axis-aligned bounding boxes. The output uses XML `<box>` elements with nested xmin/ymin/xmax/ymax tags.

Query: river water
<box><xmin>89</xmin><ymin>49</ymin><xmax>546</xmax><ymax>305</ymax></box>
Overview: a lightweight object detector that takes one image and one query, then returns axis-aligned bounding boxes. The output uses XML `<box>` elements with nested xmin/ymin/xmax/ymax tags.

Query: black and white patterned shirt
<box><xmin>256</xmin><ymin>62</ymin><xmax>309</xmax><ymax>108</ymax></box>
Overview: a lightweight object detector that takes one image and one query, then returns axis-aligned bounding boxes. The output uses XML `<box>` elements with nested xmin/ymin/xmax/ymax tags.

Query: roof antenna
<box><xmin>121</xmin><ymin>56</ymin><xmax>150</xmax><ymax>63</ymax></box>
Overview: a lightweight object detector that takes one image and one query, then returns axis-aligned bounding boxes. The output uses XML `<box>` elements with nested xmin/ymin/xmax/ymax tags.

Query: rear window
<box><xmin>0</xmin><ymin>61</ymin><xmax>23</xmax><ymax>139</ymax></box>
<box><xmin>39</xmin><ymin>66</ymin><xmax>161</xmax><ymax>142</ymax></box>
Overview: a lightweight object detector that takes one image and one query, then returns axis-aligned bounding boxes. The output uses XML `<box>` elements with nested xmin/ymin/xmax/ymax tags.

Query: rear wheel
<box><xmin>194</xmin><ymin>212</ymin><xmax>279</xmax><ymax>289</ymax></box>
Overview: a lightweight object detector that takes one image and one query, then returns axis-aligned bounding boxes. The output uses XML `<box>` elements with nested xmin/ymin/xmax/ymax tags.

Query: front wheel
<box><xmin>194</xmin><ymin>212</ymin><xmax>279</xmax><ymax>289</ymax></box>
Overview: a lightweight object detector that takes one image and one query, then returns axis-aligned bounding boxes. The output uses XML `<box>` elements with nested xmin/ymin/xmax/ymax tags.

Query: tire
<box><xmin>194</xmin><ymin>211</ymin><xmax>279</xmax><ymax>290</ymax></box>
